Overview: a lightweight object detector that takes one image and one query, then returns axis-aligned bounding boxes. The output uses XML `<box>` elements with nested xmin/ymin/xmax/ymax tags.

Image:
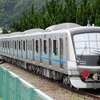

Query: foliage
<box><xmin>2</xmin><ymin>26</ymin><xmax>9</xmax><ymax>34</ymax></box>
<box><xmin>0</xmin><ymin>0</ymin><xmax>100</xmax><ymax>33</ymax></box>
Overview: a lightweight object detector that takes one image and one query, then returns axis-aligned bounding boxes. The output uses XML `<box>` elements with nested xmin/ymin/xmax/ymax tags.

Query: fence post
<box><xmin>29</xmin><ymin>87</ymin><xmax>33</xmax><ymax>100</ymax></box>
<box><xmin>15</xmin><ymin>77</ymin><xmax>19</xmax><ymax>100</ymax></box>
<box><xmin>5</xmin><ymin>70</ymin><xmax>9</xmax><ymax>100</ymax></box>
<box><xmin>0</xmin><ymin>67</ymin><xmax>2</xmax><ymax>98</ymax></box>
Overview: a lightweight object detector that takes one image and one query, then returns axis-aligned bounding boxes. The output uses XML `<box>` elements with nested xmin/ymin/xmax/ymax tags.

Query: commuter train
<box><xmin>0</xmin><ymin>23</ymin><xmax>100</xmax><ymax>89</ymax></box>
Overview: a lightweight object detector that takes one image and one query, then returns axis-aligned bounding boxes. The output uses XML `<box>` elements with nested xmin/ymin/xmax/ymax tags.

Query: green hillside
<box><xmin>0</xmin><ymin>0</ymin><xmax>80</xmax><ymax>29</ymax></box>
<box><xmin>0</xmin><ymin>0</ymin><xmax>47</xmax><ymax>28</ymax></box>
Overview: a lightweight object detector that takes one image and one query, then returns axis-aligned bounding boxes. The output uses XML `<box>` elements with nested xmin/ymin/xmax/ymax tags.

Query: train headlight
<box><xmin>82</xmin><ymin>70</ymin><xmax>89</xmax><ymax>78</ymax></box>
<box><xmin>92</xmin><ymin>73</ymin><xmax>98</xmax><ymax>80</ymax></box>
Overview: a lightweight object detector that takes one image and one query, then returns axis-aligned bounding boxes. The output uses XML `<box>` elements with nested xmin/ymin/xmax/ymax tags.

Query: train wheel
<box><xmin>63</xmin><ymin>75</ymin><xmax>69</xmax><ymax>85</ymax></box>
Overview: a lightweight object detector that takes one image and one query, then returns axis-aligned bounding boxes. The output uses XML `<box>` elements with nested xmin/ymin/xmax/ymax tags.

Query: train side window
<box><xmin>19</xmin><ymin>41</ymin><xmax>20</xmax><ymax>50</ymax></box>
<box><xmin>2</xmin><ymin>41</ymin><xmax>4</xmax><ymax>48</ymax></box>
<box><xmin>44</xmin><ymin>40</ymin><xmax>47</xmax><ymax>54</ymax></box>
<box><xmin>60</xmin><ymin>38</ymin><xmax>63</xmax><ymax>56</ymax></box>
<box><xmin>36</xmin><ymin>40</ymin><xmax>38</xmax><ymax>53</ymax></box>
<box><xmin>7</xmin><ymin>41</ymin><xmax>9</xmax><ymax>49</ymax></box>
<box><xmin>53</xmin><ymin>40</ymin><xmax>58</xmax><ymax>55</ymax></box>
<box><xmin>30</xmin><ymin>40</ymin><xmax>32</xmax><ymax>51</ymax></box>
<box><xmin>5</xmin><ymin>41</ymin><xmax>7</xmax><ymax>48</ymax></box>
<box><xmin>33</xmin><ymin>39</ymin><xmax>34</xmax><ymax>52</ymax></box>
<box><xmin>28</xmin><ymin>41</ymin><xmax>29</xmax><ymax>50</ymax></box>
<box><xmin>23</xmin><ymin>41</ymin><xmax>25</xmax><ymax>51</ymax></box>
<box><xmin>33</xmin><ymin>39</ymin><xmax>35</xmax><ymax>61</ymax></box>
<box><xmin>15</xmin><ymin>41</ymin><xmax>16</xmax><ymax>50</ymax></box>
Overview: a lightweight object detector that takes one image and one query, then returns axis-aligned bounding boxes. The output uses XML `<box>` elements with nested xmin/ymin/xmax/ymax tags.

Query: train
<box><xmin>0</xmin><ymin>23</ymin><xmax>100</xmax><ymax>89</ymax></box>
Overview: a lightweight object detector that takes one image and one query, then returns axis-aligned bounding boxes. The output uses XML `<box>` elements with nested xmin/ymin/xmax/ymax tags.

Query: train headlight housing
<box><xmin>82</xmin><ymin>70</ymin><xmax>89</xmax><ymax>78</ymax></box>
<box><xmin>92</xmin><ymin>73</ymin><xmax>98</xmax><ymax>80</ymax></box>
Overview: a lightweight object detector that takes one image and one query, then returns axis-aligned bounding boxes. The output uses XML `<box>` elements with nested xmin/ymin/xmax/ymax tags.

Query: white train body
<box><xmin>0</xmin><ymin>23</ymin><xmax>100</xmax><ymax>89</ymax></box>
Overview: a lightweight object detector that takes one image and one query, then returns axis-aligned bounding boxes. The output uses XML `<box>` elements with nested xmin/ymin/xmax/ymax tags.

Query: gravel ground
<box><xmin>0</xmin><ymin>62</ymin><xmax>88</xmax><ymax>100</ymax></box>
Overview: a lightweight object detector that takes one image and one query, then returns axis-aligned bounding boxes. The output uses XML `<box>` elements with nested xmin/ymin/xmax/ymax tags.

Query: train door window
<box><xmin>36</xmin><ymin>40</ymin><xmax>38</xmax><ymax>53</ymax></box>
<box><xmin>6</xmin><ymin>41</ymin><xmax>7</xmax><ymax>48</ymax></box>
<box><xmin>28</xmin><ymin>40</ymin><xmax>29</xmax><ymax>51</ymax></box>
<box><xmin>7</xmin><ymin>41</ymin><xmax>9</xmax><ymax>49</ymax></box>
<box><xmin>19</xmin><ymin>41</ymin><xmax>20</xmax><ymax>50</ymax></box>
<box><xmin>53</xmin><ymin>40</ymin><xmax>58</xmax><ymax>55</ymax></box>
<box><xmin>5</xmin><ymin>41</ymin><xmax>6</xmax><ymax>48</ymax></box>
<box><xmin>23</xmin><ymin>41</ymin><xmax>25</xmax><ymax>51</ymax></box>
<box><xmin>26</xmin><ymin>39</ymin><xmax>28</xmax><ymax>59</ymax></box>
<box><xmin>44</xmin><ymin>40</ymin><xmax>47</xmax><ymax>54</ymax></box>
<box><xmin>60</xmin><ymin>38</ymin><xmax>63</xmax><ymax>69</ymax></box>
<box><xmin>2</xmin><ymin>41</ymin><xmax>4</xmax><ymax>48</ymax></box>
<box><xmin>21</xmin><ymin>40</ymin><xmax>22</xmax><ymax>57</ymax></box>
<box><xmin>40</xmin><ymin>39</ymin><xmax>42</xmax><ymax>63</ymax></box>
<box><xmin>15</xmin><ymin>41</ymin><xmax>16</xmax><ymax>50</ymax></box>
<box><xmin>21</xmin><ymin>40</ymin><xmax>22</xmax><ymax>50</ymax></box>
<box><xmin>30</xmin><ymin>40</ymin><xmax>32</xmax><ymax>51</ymax></box>
<box><xmin>33</xmin><ymin>39</ymin><xmax>35</xmax><ymax>61</ymax></box>
<box><xmin>49</xmin><ymin>38</ymin><xmax>52</xmax><ymax>65</ymax></box>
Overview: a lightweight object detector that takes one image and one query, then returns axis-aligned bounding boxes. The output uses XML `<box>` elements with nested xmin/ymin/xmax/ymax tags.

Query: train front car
<box><xmin>69</xmin><ymin>26</ymin><xmax>100</xmax><ymax>89</ymax></box>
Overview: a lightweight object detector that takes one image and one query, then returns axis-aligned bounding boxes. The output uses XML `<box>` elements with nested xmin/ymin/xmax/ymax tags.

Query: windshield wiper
<box><xmin>76</xmin><ymin>56</ymin><xmax>81</xmax><ymax>61</ymax></box>
<box><xmin>91</xmin><ymin>50</ymin><xmax>100</xmax><ymax>55</ymax></box>
<box><xmin>80</xmin><ymin>42</ymin><xmax>87</xmax><ymax>59</ymax></box>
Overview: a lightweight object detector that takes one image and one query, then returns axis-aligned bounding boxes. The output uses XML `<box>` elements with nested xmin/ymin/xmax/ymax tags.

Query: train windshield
<box><xmin>73</xmin><ymin>33</ymin><xmax>100</xmax><ymax>66</ymax></box>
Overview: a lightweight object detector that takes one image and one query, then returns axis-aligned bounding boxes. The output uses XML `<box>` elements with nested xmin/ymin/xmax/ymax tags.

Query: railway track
<box><xmin>1</xmin><ymin>61</ymin><xmax>100</xmax><ymax>100</ymax></box>
<box><xmin>60</xmin><ymin>83</ymin><xmax>100</xmax><ymax>100</ymax></box>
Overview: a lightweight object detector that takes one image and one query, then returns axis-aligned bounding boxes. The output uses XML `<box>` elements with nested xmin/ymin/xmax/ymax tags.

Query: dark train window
<box><xmin>53</xmin><ymin>40</ymin><xmax>58</xmax><ymax>55</ymax></box>
<box><xmin>19</xmin><ymin>41</ymin><xmax>20</xmax><ymax>50</ymax></box>
<box><xmin>23</xmin><ymin>41</ymin><xmax>25</xmax><ymax>51</ymax></box>
<box><xmin>5</xmin><ymin>41</ymin><xmax>6</xmax><ymax>48</ymax></box>
<box><xmin>8</xmin><ymin>41</ymin><xmax>9</xmax><ymax>49</ymax></box>
<box><xmin>15</xmin><ymin>41</ymin><xmax>16</xmax><ymax>50</ymax></box>
<box><xmin>33</xmin><ymin>39</ymin><xmax>34</xmax><ymax>52</ymax></box>
<box><xmin>36</xmin><ymin>40</ymin><xmax>38</xmax><ymax>53</ymax></box>
<box><xmin>44</xmin><ymin>40</ymin><xmax>47</xmax><ymax>54</ymax></box>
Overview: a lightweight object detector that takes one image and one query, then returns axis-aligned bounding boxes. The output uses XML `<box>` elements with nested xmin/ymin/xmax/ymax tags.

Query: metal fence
<box><xmin>0</xmin><ymin>66</ymin><xmax>53</xmax><ymax>100</ymax></box>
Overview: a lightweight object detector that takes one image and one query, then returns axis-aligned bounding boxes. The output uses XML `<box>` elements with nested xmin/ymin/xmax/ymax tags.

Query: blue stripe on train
<box><xmin>0</xmin><ymin>50</ymin><xmax>67</xmax><ymax>64</ymax></box>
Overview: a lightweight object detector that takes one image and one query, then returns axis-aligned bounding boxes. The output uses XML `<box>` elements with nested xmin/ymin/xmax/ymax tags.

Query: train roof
<box><xmin>23</xmin><ymin>28</ymin><xmax>45</xmax><ymax>34</ymax></box>
<box><xmin>0</xmin><ymin>23</ymin><xmax>100</xmax><ymax>39</ymax></box>
<box><xmin>45</xmin><ymin>23</ymin><xmax>81</xmax><ymax>31</ymax></box>
<box><xmin>68</xmin><ymin>26</ymin><xmax>100</xmax><ymax>36</ymax></box>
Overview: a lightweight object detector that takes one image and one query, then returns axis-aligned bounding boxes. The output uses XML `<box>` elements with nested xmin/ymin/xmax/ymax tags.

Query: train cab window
<box><xmin>44</xmin><ymin>40</ymin><xmax>47</xmax><ymax>54</ymax></box>
<box><xmin>23</xmin><ymin>41</ymin><xmax>25</xmax><ymax>51</ymax></box>
<box><xmin>53</xmin><ymin>40</ymin><xmax>58</xmax><ymax>55</ymax></box>
<box><xmin>36</xmin><ymin>40</ymin><xmax>38</xmax><ymax>53</ymax></box>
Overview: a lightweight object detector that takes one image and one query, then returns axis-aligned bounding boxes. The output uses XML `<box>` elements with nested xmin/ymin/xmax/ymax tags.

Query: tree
<box><xmin>64</xmin><ymin>0</ymin><xmax>76</xmax><ymax>22</ymax></box>
<box><xmin>2</xmin><ymin>26</ymin><xmax>9</xmax><ymax>34</ymax></box>
<box><xmin>93</xmin><ymin>0</ymin><xmax>100</xmax><ymax>26</ymax></box>
<box><xmin>76</xmin><ymin>0</ymin><xmax>89</xmax><ymax>25</ymax></box>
